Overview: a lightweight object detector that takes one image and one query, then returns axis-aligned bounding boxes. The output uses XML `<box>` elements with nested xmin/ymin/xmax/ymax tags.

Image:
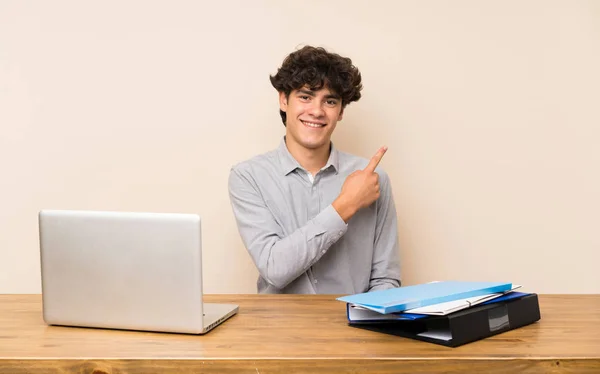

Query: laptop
<box><xmin>38</xmin><ymin>209</ymin><xmax>238</xmax><ymax>334</ymax></box>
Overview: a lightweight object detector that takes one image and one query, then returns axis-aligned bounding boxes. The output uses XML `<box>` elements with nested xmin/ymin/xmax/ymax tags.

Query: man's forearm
<box><xmin>235</xmin><ymin>204</ymin><xmax>347</xmax><ymax>290</ymax></box>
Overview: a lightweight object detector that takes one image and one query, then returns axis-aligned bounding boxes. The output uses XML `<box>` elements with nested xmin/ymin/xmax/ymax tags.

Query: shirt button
<box><xmin>313</xmin><ymin>279</ymin><xmax>318</xmax><ymax>284</ymax></box>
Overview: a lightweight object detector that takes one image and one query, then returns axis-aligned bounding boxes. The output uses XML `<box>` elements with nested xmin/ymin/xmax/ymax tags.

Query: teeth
<box><xmin>303</xmin><ymin>121</ymin><xmax>324</xmax><ymax>128</ymax></box>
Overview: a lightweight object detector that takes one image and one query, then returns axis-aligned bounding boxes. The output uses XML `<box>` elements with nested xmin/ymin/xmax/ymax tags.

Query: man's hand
<box><xmin>333</xmin><ymin>146</ymin><xmax>387</xmax><ymax>223</ymax></box>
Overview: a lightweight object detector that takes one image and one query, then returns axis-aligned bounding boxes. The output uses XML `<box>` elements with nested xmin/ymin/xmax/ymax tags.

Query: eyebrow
<box><xmin>297</xmin><ymin>89</ymin><xmax>341</xmax><ymax>100</ymax></box>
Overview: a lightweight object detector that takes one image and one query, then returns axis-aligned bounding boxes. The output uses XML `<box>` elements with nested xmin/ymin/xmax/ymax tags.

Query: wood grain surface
<box><xmin>1</xmin><ymin>294</ymin><xmax>598</xmax><ymax>373</ymax></box>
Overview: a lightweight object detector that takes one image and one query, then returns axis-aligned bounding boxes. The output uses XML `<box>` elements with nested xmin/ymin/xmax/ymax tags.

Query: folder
<box><xmin>402</xmin><ymin>284</ymin><xmax>522</xmax><ymax>315</ymax></box>
<box><xmin>346</xmin><ymin>286</ymin><xmax>523</xmax><ymax>322</ymax></box>
<box><xmin>349</xmin><ymin>292</ymin><xmax>541</xmax><ymax>347</ymax></box>
<box><xmin>337</xmin><ymin>281</ymin><xmax>513</xmax><ymax>314</ymax></box>
<box><xmin>347</xmin><ymin>304</ymin><xmax>429</xmax><ymax>322</ymax></box>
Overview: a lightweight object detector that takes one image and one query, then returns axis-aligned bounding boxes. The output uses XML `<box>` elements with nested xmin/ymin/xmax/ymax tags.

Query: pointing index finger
<box><xmin>364</xmin><ymin>146</ymin><xmax>388</xmax><ymax>173</ymax></box>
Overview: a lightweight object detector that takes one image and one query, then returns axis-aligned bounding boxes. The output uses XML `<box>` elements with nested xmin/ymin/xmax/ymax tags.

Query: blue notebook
<box><xmin>337</xmin><ymin>281</ymin><xmax>513</xmax><ymax>314</ymax></box>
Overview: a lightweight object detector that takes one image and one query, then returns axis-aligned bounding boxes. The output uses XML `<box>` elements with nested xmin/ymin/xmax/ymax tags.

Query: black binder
<box><xmin>349</xmin><ymin>293</ymin><xmax>541</xmax><ymax>347</ymax></box>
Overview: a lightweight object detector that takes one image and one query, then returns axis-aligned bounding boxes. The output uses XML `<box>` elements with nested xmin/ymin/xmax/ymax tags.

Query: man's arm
<box><xmin>228</xmin><ymin>168</ymin><xmax>347</xmax><ymax>290</ymax></box>
<box><xmin>368</xmin><ymin>171</ymin><xmax>401</xmax><ymax>291</ymax></box>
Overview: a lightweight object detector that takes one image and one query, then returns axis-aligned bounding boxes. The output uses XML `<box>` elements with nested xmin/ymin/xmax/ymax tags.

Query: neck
<box><xmin>285</xmin><ymin>138</ymin><xmax>331</xmax><ymax>176</ymax></box>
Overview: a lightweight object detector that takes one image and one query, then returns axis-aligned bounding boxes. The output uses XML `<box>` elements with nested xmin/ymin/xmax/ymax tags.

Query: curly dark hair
<box><xmin>270</xmin><ymin>46</ymin><xmax>363</xmax><ymax>125</ymax></box>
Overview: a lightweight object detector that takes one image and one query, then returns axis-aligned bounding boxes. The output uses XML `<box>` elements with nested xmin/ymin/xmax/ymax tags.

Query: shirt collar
<box><xmin>278</xmin><ymin>137</ymin><xmax>340</xmax><ymax>176</ymax></box>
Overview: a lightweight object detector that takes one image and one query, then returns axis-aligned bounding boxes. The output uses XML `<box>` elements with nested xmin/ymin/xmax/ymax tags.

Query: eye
<box><xmin>299</xmin><ymin>95</ymin><xmax>310</xmax><ymax>101</ymax></box>
<box><xmin>326</xmin><ymin>99</ymin><xmax>339</xmax><ymax>106</ymax></box>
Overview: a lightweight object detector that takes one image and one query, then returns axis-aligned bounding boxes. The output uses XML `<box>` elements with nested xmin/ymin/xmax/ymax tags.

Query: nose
<box><xmin>308</xmin><ymin>102</ymin><xmax>324</xmax><ymax>117</ymax></box>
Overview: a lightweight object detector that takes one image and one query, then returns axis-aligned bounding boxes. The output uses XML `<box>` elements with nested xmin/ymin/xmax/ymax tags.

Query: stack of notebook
<box><xmin>337</xmin><ymin>281</ymin><xmax>541</xmax><ymax>347</ymax></box>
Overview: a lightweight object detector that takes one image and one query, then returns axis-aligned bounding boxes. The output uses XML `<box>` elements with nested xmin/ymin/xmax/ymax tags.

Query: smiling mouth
<box><xmin>301</xmin><ymin>120</ymin><xmax>326</xmax><ymax>128</ymax></box>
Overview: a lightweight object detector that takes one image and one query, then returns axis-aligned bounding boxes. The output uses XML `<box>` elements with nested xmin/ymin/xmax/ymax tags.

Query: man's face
<box><xmin>280</xmin><ymin>85</ymin><xmax>344</xmax><ymax>152</ymax></box>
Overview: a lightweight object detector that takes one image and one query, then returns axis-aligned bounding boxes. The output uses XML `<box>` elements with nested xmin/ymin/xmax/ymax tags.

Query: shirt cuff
<box><xmin>312</xmin><ymin>204</ymin><xmax>348</xmax><ymax>240</ymax></box>
<box><xmin>368</xmin><ymin>282</ymin><xmax>398</xmax><ymax>292</ymax></box>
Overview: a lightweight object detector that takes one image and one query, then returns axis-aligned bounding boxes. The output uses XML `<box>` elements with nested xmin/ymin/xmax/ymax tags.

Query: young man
<box><xmin>228</xmin><ymin>46</ymin><xmax>401</xmax><ymax>294</ymax></box>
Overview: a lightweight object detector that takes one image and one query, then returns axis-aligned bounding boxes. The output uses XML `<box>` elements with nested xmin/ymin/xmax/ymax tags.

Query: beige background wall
<box><xmin>1</xmin><ymin>0</ymin><xmax>598</xmax><ymax>294</ymax></box>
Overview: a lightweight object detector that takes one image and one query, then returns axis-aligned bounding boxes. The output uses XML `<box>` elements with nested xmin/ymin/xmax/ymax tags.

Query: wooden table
<box><xmin>1</xmin><ymin>294</ymin><xmax>599</xmax><ymax>373</ymax></box>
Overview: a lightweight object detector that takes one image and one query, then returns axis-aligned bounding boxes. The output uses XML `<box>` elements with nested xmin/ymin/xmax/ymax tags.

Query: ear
<box><xmin>279</xmin><ymin>91</ymin><xmax>288</xmax><ymax>112</ymax></box>
<box><xmin>338</xmin><ymin>106</ymin><xmax>345</xmax><ymax>121</ymax></box>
